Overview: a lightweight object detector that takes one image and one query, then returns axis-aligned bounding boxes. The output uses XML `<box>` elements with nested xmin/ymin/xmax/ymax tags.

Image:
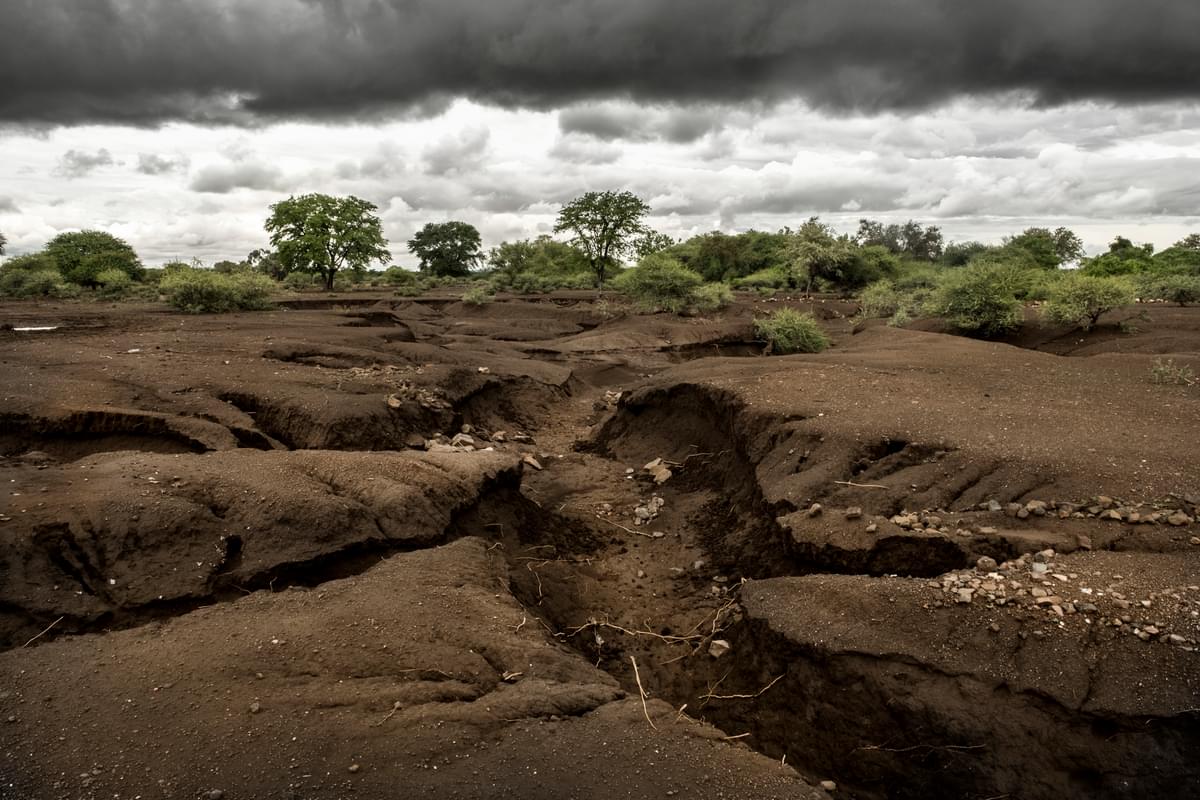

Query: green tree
<box><xmin>633</xmin><ymin>230</ymin><xmax>676</xmax><ymax>259</ymax></box>
<box><xmin>1175</xmin><ymin>233</ymin><xmax>1200</xmax><ymax>251</ymax></box>
<box><xmin>0</xmin><ymin>231</ymin><xmax>6</xmax><ymax>255</ymax></box>
<box><xmin>488</xmin><ymin>235</ymin><xmax>589</xmax><ymax>279</ymax></box>
<box><xmin>408</xmin><ymin>221</ymin><xmax>484</xmax><ymax>277</ymax></box>
<box><xmin>1004</xmin><ymin>227</ymin><xmax>1084</xmax><ymax>269</ymax></box>
<box><xmin>265</xmin><ymin>194</ymin><xmax>390</xmax><ymax>290</ymax></box>
<box><xmin>44</xmin><ymin>230</ymin><xmax>142</xmax><ymax>286</ymax></box>
<box><xmin>554</xmin><ymin>190</ymin><xmax>651</xmax><ymax>290</ymax></box>
<box><xmin>856</xmin><ymin>219</ymin><xmax>943</xmax><ymax>261</ymax></box>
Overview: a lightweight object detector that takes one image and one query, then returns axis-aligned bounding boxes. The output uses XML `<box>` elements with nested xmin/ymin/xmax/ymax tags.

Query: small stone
<box><xmin>1167</xmin><ymin>511</ymin><xmax>1192</xmax><ymax>527</ymax></box>
<box><xmin>636</xmin><ymin>570</ymin><xmax>646</xmax><ymax>579</ymax></box>
<box><xmin>1030</xmin><ymin>562</ymin><xmax>1048</xmax><ymax>575</ymax></box>
<box><xmin>522</xmin><ymin>454</ymin><xmax>543</xmax><ymax>471</ymax></box>
<box><xmin>986</xmin><ymin>500</ymin><xmax>1003</xmax><ymax>513</ymax></box>
<box><xmin>978</xmin><ymin>526</ymin><xmax>998</xmax><ymax>535</ymax></box>
<box><xmin>807</xmin><ymin>503</ymin><xmax>823</xmax><ymax>518</ymax></box>
<box><xmin>249</xmin><ymin>701</ymin><xmax>261</xmax><ymax>714</ymax></box>
<box><xmin>1144</xmin><ymin>625</ymin><xmax>1160</xmax><ymax>636</ymax></box>
<box><xmin>1005</xmin><ymin>503</ymin><xmax>1022</xmax><ymax>517</ymax></box>
<box><xmin>1096</xmin><ymin>495</ymin><xmax>1115</xmax><ymax>509</ymax></box>
<box><xmin>348</xmin><ymin>763</ymin><xmax>361</xmax><ymax>774</ymax></box>
<box><xmin>865</xmin><ymin>522</ymin><xmax>878</xmax><ymax>533</ymax></box>
<box><xmin>976</xmin><ymin>556</ymin><xmax>998</xmax><ymax>572</ymax></box>
<box><xmin>820</xmin><ymin>781</ymin><xmax>838</xmax><ymax>792</ymax></box>
<box><xmin>207</xmin><ymin>792</ymin><xmax>225</xmax><ymax>800</ymax></box>
<box><xmin>844</xmin><ymin>507</ymin><xmax>863</xmax><ymax>520</ymax></box>
<box><xmin>1190</xmin><ymin>537</ymin><xmax>1200</xmax><ymax>546</ymax></box>
<box><xmin>1016</xmin><ymin>508</ymin><xmax>1030</xmax><ymax>519</ymax></box>
<box><xmin>1101</xmin><ymin>510</ymin><xmax>1123</xmax><ymax>521</ymax></box>
<box><xmin>1025</xmin><ymin>500</ymin><xmax>1048</xmax><ymax>516</ymax></box>
<box><xmin>1076</xmin><ymin>535</ymin><xmax>1093</xmax><ymax>551</ymax></box>
<box><xmin>988</xmin><ymin>622</ymin><xmax>1001</xmax><ymax>633</ymax></box>
<box><xmin>955</xmin><ymin>588</ymin><xmax>974</xmax><ymax>604</ymax></box>
<box><xmin>1168</xmin><ymin>634</ymin><xmax>1187</xmax><ymax>645</ymax></box>
<box><xmin>708</xmin><ymin>639</ymin><xmax>732</xmax><ymax>659</ymax></box>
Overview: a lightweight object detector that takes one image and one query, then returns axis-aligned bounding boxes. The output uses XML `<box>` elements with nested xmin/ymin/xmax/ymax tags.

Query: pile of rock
<box><xmin>985</xmin><ymin>496</ymin><xmax>1195</xmax><ymax>527</ymax></box>
<box><xmin>932</xmin><ymin>552</ymin><xmax>1199</xmax><ymax>650</ymax></box>
<box><xmin>634</xmin><ymin>495</ymin><xmax>665</xmax><ymax>526</ymax></box>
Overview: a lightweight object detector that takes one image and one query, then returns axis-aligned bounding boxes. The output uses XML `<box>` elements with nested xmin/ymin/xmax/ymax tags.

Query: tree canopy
<box><xmin>488</xmin><ymin>234</ymin><xmax>589</xmax><ymax>278</ymax></box>
<box><xmin>44</xmin><ymin>229</ymin><xmax>142</xmax><ymax>286</ymax></box>
<box><xmin>265</xmin><ymin>194</ymin><xmax>390</xmax><ymax>290</ymax></box>
<box><xmin>856</xmin><ymin>219</ymin><xmax>944</xmax><ymax>261</ymax></box>
<box><xmin>1003</xmin><ymin>227</ymin><xmax>1084</xmax><ymax>269</ymax></box>
<box><xmin>407</xmin><ymin>221</ymin><xmax>484</xmax><ymax>277</ymax></box>
<box><xmin>554</xmin><ymin>190</ymin><xmax>650</xmax><ymax>289</ymax></box>
<box><xmin>0</xmin><ymin>231</ymin><xmax>6</xmax><ymax>256</ymax></box>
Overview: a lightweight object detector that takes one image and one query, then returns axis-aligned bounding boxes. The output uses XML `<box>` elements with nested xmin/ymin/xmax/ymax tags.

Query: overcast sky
<box><xmin>2</xmin><ymin>0</ymin><xmax>1199</xmax><ymax>265</ymax></box>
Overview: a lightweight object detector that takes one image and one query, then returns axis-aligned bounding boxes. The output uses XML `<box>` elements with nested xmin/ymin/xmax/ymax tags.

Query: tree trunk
<box><xmin>325</xmin><ymin>269</ymin><xmax>336</xmax><ymax>291</ymax></box>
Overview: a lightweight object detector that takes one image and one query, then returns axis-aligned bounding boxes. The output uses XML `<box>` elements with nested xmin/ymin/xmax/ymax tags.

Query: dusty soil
<box><xmin>1</xmin><ymin>291</ymin><xmax>1197</xmax><ymax>799</ymax></box>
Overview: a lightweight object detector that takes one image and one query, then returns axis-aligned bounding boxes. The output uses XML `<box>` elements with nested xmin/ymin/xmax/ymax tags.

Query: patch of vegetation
<box><xmin>160</xmin><ymin>269</ymin><xmax>275</xmax><ymax>313</ymax></box>
<box><xmin>1138</xmin><ymin>273</ymin><xmax>1200</xmax><ymax>306</ymax></box>
<box><xmin>1042</xmin><ymin>274</ymin><xmax>1135</xmax><ymax>331</ymax></box>
<box><xmin>0</xmin><ymin>267</ymin><xmax>79</xmax><ymax>299</ymax></box>
<box><xmin>1149</xmin><ymin>358</ymin><xmax>1196</xmax><ymax>386</ymax></box>
<box><xmin>461</xmin><ymin>282</ymin><xmax>496</xmax><ymax>306</ymax></box>
<box><xmin>282</xmin><ymin>271</ymin><xmax>318</xmax><ymax>291</ymax></box>
<box><xmin>928</xmin><ymin>263</ymin><xmax>1025</xmax><ymax>337</ymax></box>
<box><xmin>692</xmin><ymin>282</ymin><xmax>733</xmax><ymax>312</ymax></box>
<box><xmin>754</xmin><ymin>308</ymin><xmax>830</xmax><ymax>354</ymax></box>
<box><xmin>94</xmin><ymin>268</ymin><xmax>134</xmax><ymax>299</ymax></box>
<box><xmin>611</xmin><ymin>254</ymin><xmax>703</xmax><ymax>313</ymax></box>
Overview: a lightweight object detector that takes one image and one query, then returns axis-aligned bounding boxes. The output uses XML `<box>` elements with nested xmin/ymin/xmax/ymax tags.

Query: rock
<box><xmin>1190</xmin><ymin>537</ymin><xmax>1200</xmax><ymax>546</ymax></box>
<box><xmin>476</xmin><ymin>366</ymin><xmax>490</xmax><ymax>374</ymax></box>
<box><xmin>1167</xmin><ymin>511</ymin><xmax>1192</xmax><ymax>527</ymax></box>
<box><xmin>865</xmin><ymin>522</ymin><xmax>878</xmax><ymax>533</ymax></box>
<box><xmin>385</xmin><ymin>394</ymin><xmax>402</xmax><ymax>409</ymax></box>
<box><xmin>1016</xmin><ymin>508</ymin><xmax>1030</xmax><ymax>520</ymax></box>
<box><xmin>1096</xmin><ymin>495</ymin><xmax>1115</xmax><ymax>509</ymax></box>
<box><xmin>248</xmin><ymin>701</ymin><xmax>261</xmax><ymax>714</ymax></box>
<box><xmin>978</xmin><ymin>526</ymin><xmax>998</xmax><ymax>535</ymax></box>
<box><xmin>1030</xmin><ymin>562</ymin><xmax>1048</xmax><ymax>575</ymax></box>
<box><xmin>1076</xmin><ymin>535</ymin><xmax>1093</xmax><ymax>551</ymax></box>
<box><xmin>648</xmin><ymin>464</ymin><xmax>673</xmax><ymax>485</ymax></box>
<box><xmin>1025</xmin><ymin>500</ymin><xmax>1048</xmax><ymax>516</ymax></box>
<box><xmin>708</xmin><ymin>639</ymin><xmax>732</xmax><ymax>659</ymax></box>
<box><xmin>492</xmin><ymin>431</ymin><xmax>507</xmax><ymax>442</ymax></box>
<box><xmin>522</xmin><ymin>454</ymin><xmax>543</xmax><ymax>471</ymax></box>
<box><xmin>207</xmin><ymin>792</ymin><xmax>225</xmax><ymax>800</ymax></box>
<box><xmin>807</xmin><ymin>503</ymin><xmax>823</xmax><ymax>518</ymax></box>
<box><xmin>1168</xmin><ymin>634</ymin><xmax>1187</xmax><ymax>646</ymax></box>
<box><xmin>820</xmin><ymin>780</ymin><xmax>838</xmax><ymax>792</ymax></box>
<box><xmin>348</xmin><ymin>763</ymin><xmax>361</xmax><ymax>773</ymax></box>
<box><xmin>844</xmin><ymin>507</ymin><xmax>863</xmax><ymax>520</ymax></box>
<box><xmin>976</xmin><ymin>556</ymin><xmax>998</xmax><ymax>572</ymax></box>
<box><xmin>1101</xmin><ymin>509</ymin><xmax>1123</xmax><ymax>521</ymax></box>
<box><xmin>449</xmin><ymin>433</ymin><xmax>476</xmax><ymax>449</ymax></box>
<box><xmin>460</xmin><ymin>424</ymin><xmax>473</xmax><ymax>434</ymax></box>
<box><xmin>955</xmin><ymin>588</ymin><xmax>974</xmax><ymax>604</ymax></box>
<box><xmin>986</xmin><ymin>500</ymin><xmax>1003</xmax><ymax>513</ymax></box>
<box><xmin>1004</xmin><ymin>502</ymin><xmax>1022</xmax><ymax>517</ymax></box>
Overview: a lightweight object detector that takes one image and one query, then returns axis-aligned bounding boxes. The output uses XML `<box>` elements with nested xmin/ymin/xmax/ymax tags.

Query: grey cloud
<box><xmin>0</xmin><ymin>196</ymin><xmax>18</xmax><ymax>213</ymax></box>
<box><xmin>55</xmin><ymin>148</ymin><xmax>114</xmax><ymax>178</ymax></box>
<box><xmin>137</xmin><ymin>153</ymin><xmax>190</xmax><ymax>175</ymax></box>
<box><xmin>549</xmin><ymin>135</ymin><xmax>622</xmax><ymax>165</ymax></box>
<box><xmin>4</xmin><ymin>1</ymin><xmax>1200</xmax><ymax>126</ymax></box>
<box><xmin>559</xmin><ymin>104</ymin><xmax>723</xmax><ymax>144</ymax></box>
<box><xmin>422</xmin><ymin>126</ymin><xmax>490</xmax><ymax>175</ymax></box>
<box><xmin>189</xmin><ymin>161</ymin><xmax>285</xmax><ymax>193</ymax></box>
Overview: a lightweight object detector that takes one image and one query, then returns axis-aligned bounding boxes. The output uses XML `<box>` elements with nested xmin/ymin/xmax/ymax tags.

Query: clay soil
<box><xmin>1</xmin><ymin>290</ymin><xmax>1198</xmax><ymax>800</ymax></box>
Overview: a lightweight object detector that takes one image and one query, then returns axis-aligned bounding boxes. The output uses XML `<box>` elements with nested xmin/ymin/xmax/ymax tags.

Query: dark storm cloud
<box><xmin>55</xmin><ymin>148</ymin><xmax>114</xmax><ymax>178</ymax></box>
<box><xmin>559</xmin><ymin>104</ymin><xmax>723</xmax><ymax>144</ymax></box>
<box><xmin>3</xmin><ymin>0</ymin><xmax>1199</xmax><ymax>126</ymax></box>
<box><xmin>0</xmin><ymin>196</ymin><xmax>18</xmax><ymax>213</ymax></box>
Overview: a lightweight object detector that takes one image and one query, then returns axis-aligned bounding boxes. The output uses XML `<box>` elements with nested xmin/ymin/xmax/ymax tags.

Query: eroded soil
<box><xmin>1</xmin><ymin>292</ymin><xmax>1197</xmax><ymax>799</ymax></box>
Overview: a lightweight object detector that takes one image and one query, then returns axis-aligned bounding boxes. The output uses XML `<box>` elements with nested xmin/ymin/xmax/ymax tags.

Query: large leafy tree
<box><xmin>0</xmin><ymin>231</ymin><xmax>6</xmax><ymax>256</ymax></box>
<box><xmin>44</xmin><ymin>229</ymin><xmax>143</xmax><ymax>286</ymax></box>
<box><xmin>1004</xmin><ymin>226</ymin><xmax>1084</xmax><ymax>269</ymax></box>
<box><xmin>407</xmin><ymin>221</ymin><xmax>484</xmax><ymax>277</ymax></box>
<box><xmin>856</xmin><ymin>219</ymin><xmax>944</xmax><ymax>261</ymax></box>
<box><xmin>488</xmin><ymin>234</ymin><xmax>588</xmax><ymax>278</ymax></box>
<box><xmin>265</xmin><ymin>194</ymin><xmax>390</xmax><ymax>290</ymax></box>
<box><xmin>554</xmin><ymin>190</ymin><xmax>650</xmax><ymax>289</ymax></box>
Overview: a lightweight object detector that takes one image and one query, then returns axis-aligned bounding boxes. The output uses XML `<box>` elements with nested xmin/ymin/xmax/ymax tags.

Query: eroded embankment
<box><xmin>563</xmin><ymin>380</ymin><xmax>1200</xmax><ymax>800</ymax></box>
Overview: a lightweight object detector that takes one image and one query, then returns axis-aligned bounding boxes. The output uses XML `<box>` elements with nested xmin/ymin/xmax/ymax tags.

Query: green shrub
<box><xmin>858</xmin><ymin>281</ymin><xmax>902</xmax><ymax>318</ymax></box>
<box><xmin>0</xmin><ymin>268</ymin><xmax>79</xmax><ymax>299</ymax></box>
<box><xmin>1138</xmin><ymin>274</ymin><xmax>1200</xmax><ymax>306</ymax></box>
<box><xmin>462</xmin><ymin>283</ymin><xmax>495</xmax><ymax>306</ymax></box>
<box><xmin>612</xmin><ymin>254</ymin><xmax>703</xmax><ymax>313</ymax></box>
<box><xmin>382</xmin><ymin>267</ymin><xmax>420</xmax><ymax>286</ymax></box>
<box><xmin>282</xmin><ymin>272</ymin><xmax>318</xmax><ymax>291</ymax></box>
<box><xmin>734</xmin><ymin>267</ymin><xmax>789</xmax><ymax>290</ymax></box>
<box><xmin>1018</xmin><ymin>268</ymin><xmax>1064</xmax><ymax>301</ymax></box>
<box><xmin>161</xmin><ymin>269</ymin><xmax>274</xmax><ymax>313</ymax></box>
<box><xmin>754</xmin><ymin>309</ymin><xmax>830</xmax><ymax>354</ymax></box>
<box><xmin>929</xmin><ymin>264</ymin><xmax>1025</xmax><ymax>337</ymax></box>
<box><xmin>330</xmin><ymin>273</ymin><xmax>353</xmax><ymax>292</ymax></box>
<box><xmin>1043</xmin><ymin>274</ymin><xmax>1135</xmax><ymax>331</ymax></box>
<box><xmin>692</xmin><ymin>282</ymin><xmax>733</xmax><ymax>312</ymax></box>
<box><xmin>888</xmin><ymin>308</ymin><xmax>912</xmax><ymax>327</ymax></box>
<box><xmin>1149</xmin><ymin>358</ymin><xmax>1196</xmax><ymax>386</ymax></box>
<box><xmin>95</xmin><ymin>268</ymin><xmax>133</xmax><ymax>298</ymax></box>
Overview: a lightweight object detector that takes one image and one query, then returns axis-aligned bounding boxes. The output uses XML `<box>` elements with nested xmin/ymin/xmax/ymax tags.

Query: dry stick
<box><xmin>722</xmin><ymin>732</ymin><xmax>752</xmax><ymax>740</ymax></box>
<box><xmin>833</xmin><ymin>480</ymin><xmax>888</xmax><ymax>489</ymax></box>
<box><xmin>21</xmin><ymin>616</ymin><xmax>64</xmax><ymax>648</ymax></box>
<box><xmin>701</xmin><ymin>673</ymin><xmax>785</xmax><ymax>703</ymax></box>
<box><xmin>630</xmin><ymin>656</ymin><xmax>657</xmax><ymax>730</ymax></box>
<box><xmin>372</xmin><ymin>700</ymin><xmax>403</xmax><ymax>727</ymax></box>
<box><xmin>594</xmin><ymin>514</ymin><xmax>656</xmax><ymax>539</ymax></box>
<box><xmin>512</xmin><ymin>615</ymin><xmax>527</xmax><ymax>634</ymax></box>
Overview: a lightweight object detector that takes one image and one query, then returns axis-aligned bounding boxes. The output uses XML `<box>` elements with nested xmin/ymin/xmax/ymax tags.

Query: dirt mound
<box><xmin>0</xmin><ymin>537</ymin><xmax>825</xmax><ymax>799</ymax></box>
<box><xmin>0</xmin><ymin>450</ymin><xmax>528</xmax><ymax>648</ymax></box>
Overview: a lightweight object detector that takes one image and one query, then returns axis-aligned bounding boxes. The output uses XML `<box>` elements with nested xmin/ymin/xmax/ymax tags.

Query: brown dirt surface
<box><xmin>1</xmin><ymin>291</ymin><xmax>1198</xmax><ymax>799</ymax></box>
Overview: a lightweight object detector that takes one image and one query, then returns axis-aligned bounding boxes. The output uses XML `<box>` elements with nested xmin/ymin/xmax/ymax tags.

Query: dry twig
<box><xmin>631</xmin><ymin>656</ymin><xmax>657</xmax><ymax>730</ymax></box>
<box><xmin>594</xmin><ymin>514</ymin><xmax>656</xmax><ymax>538</ymax></box>
<box><xmin>21</xmin><ymin>616</ymin><xmax>63</xmax><ymax>648</ymax></box>
<box><xmin>700</xmin><ymin>673</ymin><xmax>784</xmax><ymax>705</ymax></box>
<box><xmin>833</xmin><ymin>480</ymin><xmax>888</xmax><ymax>489</ymax></box>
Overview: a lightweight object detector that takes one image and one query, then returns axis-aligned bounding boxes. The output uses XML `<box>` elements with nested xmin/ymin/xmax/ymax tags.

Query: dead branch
<box><xmin>594</xmin><ymin>514</ymin><xmax>656</xmax><ymax>539</ymax></box>
<box><xmin>700</xmin><ymin>673</ymin><xmax>784</xmax><ymax>704</ymax></box>
<box><xmin>372</xmin><ymin>700</ymin><xmax>402</xmax><ymax>727</ymax></box>
<box><xmin>512</xmin><ymin>615</ymin><xmax>527</xmax><ymax>633</ymax></box>
<box><xmin>630</xmin><ymin>656</ymin><xmax>657</xmax><ymax>730</ymax></box>
<box><xmin>722</xmin><ymin>732</ymin><xmax>752</xmax><ymax>740</ymax></box>
<box><xmin>833</xmin><ymin>480</ymin><xmax>888</xmax><ymax>489</ymax></box>
<box><xmin>21</xmin><ymin>616</ymin><xmax>64</xmax><ymax>648</ymax></box>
